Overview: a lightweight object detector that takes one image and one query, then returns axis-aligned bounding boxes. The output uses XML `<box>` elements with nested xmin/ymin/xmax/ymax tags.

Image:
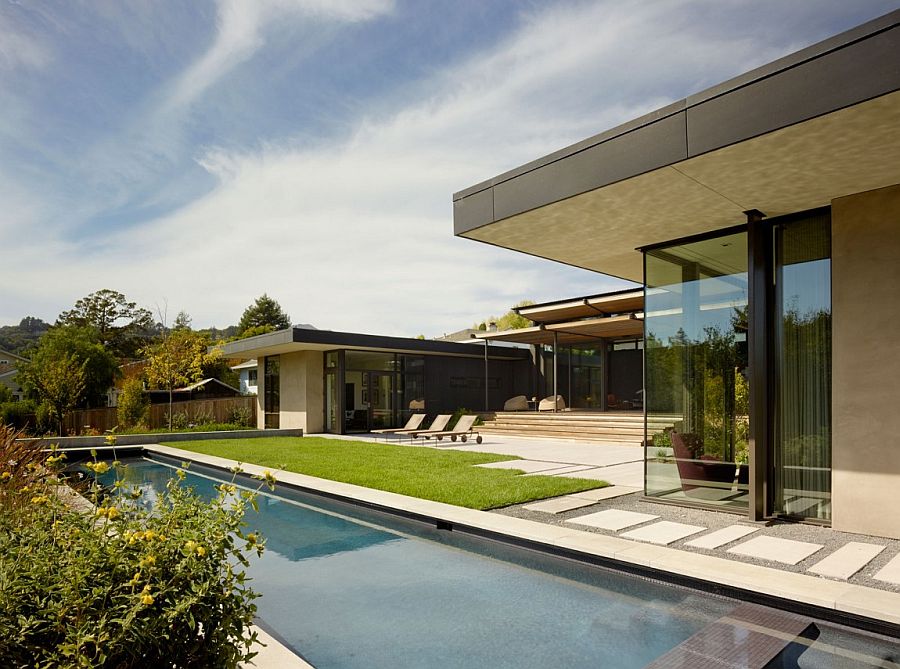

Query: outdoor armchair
<box><xmin>503</xmin><ymin>395</ymin><xmax>529</xmax><ymax>411</ymax></box>
<box><xmin>538</xmin><ymin>395</ymin><xmax>566</xmax><ymax>411</ymax></box>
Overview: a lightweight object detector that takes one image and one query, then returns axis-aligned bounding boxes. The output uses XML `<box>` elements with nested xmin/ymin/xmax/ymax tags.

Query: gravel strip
<box><xmin>494</xmin><ymin>492</ymin><xmax>900</xmax><ymax>594</ymax></box>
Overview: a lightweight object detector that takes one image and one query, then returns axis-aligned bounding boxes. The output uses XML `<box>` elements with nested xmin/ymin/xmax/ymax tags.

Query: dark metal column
<box><xmin>599</xmin><ymin>338</ymin><xmax>609</xmax><ymax>411</ymax></box>
<box><xmin>553</xmin><ymin>331</ymin><xmax>559</xmax><ymax>411</ymax></box>
<box><xmin>483</xmin><ymin>339</ymin><xmax>489</xmax><ymax>412</ymax></box>
<box><xmin>746</xmin><ymin>209</ymin><xmax>770</xmax><ymax>521</ymax></box>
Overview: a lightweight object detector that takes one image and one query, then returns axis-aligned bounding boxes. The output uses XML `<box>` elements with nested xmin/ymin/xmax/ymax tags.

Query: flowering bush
<box><xmin>0</xmin><ymin>425</ymin><xmax>268</xmax><ymax>668</ymax></box>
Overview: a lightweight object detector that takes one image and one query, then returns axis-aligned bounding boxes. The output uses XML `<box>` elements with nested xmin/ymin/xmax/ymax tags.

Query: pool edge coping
<box><xmin>146</xmin><ymin>444</ymin><xmax>900</xmax><ymax>637</ymax></box>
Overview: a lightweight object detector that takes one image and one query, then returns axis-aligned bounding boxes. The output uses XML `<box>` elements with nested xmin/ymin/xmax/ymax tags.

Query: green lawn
<box><xmin>162</xmin><ymin>436</ymin><xmax>607</xmax><ymax>510</ymax></box>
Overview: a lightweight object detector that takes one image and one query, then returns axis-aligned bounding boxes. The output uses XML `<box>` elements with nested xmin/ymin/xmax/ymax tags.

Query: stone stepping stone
<box><xmin>873</xmin><ymin>552</ymin><xmax>900</xmax><ymax>585</ymax></box>
<box><xmin>566</xmin><ymin>509</ymin><xmax>658</xmax><ymax>531</ymax></box>
<box><xmin>522</xmin><ymin>496</ymin><xmax>597</xmax><ymax>514</ymax></box>
<box><xmin>620</xmin><ymin>521</ymin><xmax>706</xmax><ymax>545</ymax></box>
<box><xmin>569</xmin><ymin>485</ymin><xmax>641</xmax><ymax>501</ymax></box>
<box><xmin>523</xmin><ymin>465</ymin><xmax>596</xmax><ymax>476</ymax></box>
<box><xmin>727</xmin><ymin>536</ymin><xmax>824</xmax><ymax>565</ymax></box>
<box><xmin>808</xmin><ymin>542</ymin><xmax>885</xmax><ymax>580</ymax></box>
<box><xmin>685</xmin><ymin>524</ymin><xmax>759</xmax><ymax>550</ymax></box>
<box><xmin>475</xmin><ymin>459</ymin><xmax>572</xmax><ymax>473</ymax></box>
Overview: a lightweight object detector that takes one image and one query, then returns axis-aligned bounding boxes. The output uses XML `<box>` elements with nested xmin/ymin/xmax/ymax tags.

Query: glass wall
<box><xmin>644</xmin><ymin>231</ymin><xmax>749</xmax><ymax>510</ymax></box>
<box><xmin>773</xmin><ymin>213</ymin><xmax>832</xmax><ymax>521</ymax></box>
<box><xmin>324</xmin><ymin>352</ymin><xmax>339</xmax><ymax>433</ymax></box>
<box><xmin>342</xmin><ymin>351</ymin><xmax>425</xmax><ymax>433</ymax></box>
<box><xmin>263</xmin><ymin>356</ymin><xmax>280</xmax><ymax>429</ymax></box>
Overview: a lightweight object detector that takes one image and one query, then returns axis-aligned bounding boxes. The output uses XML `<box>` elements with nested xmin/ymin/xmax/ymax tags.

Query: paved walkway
<box><xmin>322</xmin><ymin>432</ymin><xmax>900</xmax><ymax>594</ymax></box>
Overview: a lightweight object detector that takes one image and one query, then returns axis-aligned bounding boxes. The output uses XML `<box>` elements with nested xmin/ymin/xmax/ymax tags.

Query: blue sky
<box><xmin>1</xmin><ymin>0</ymin><xmax>895</xmax><ymax>335</ymax></box>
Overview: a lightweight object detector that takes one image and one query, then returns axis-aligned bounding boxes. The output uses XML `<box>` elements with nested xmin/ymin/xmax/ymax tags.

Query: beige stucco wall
<box><xmin>278</xmin><ymin>351</ymin><xmax>324</xmax><ymax>433</ymax></box>
<box><xmin>831</xmin><ymin>183</ymin><xmax>900</xmax><ymax>539</ymax></box>
<box><xmin>256</xmin><ymin>359</ymin><xmax>265</xmax><ymax>429</ymax></box>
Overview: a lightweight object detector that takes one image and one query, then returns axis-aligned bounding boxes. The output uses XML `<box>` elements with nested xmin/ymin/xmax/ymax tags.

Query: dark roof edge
<box><xmin>513</xmin><ymin>286</ymin><xmax>644</xmax><ymax>314</ymax></box>
<box><xmin>452</xmin><ymin>8</ymin><xmax>900</xmax><ymax>203</ymax></box>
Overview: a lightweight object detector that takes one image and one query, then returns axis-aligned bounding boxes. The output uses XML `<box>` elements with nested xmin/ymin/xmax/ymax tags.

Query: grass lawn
<box><xmin>162</xmin><ymin>436</ymin><xmax>607</xmax><ymax>510</ymax></box>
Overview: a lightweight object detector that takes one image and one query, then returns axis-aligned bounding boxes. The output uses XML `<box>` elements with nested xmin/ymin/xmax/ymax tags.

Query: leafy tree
<box><xmin>237</xmin><ymin>294</ymin><xmax>291</xmax><ymax>334</ymax></box>
<box><xmin>0</xmin><ymin>316</ymin><xmax>50</xmax><ymax>355</ymax></box>
<box><xmin>57</xmin><ymin>289</ymin><xmax>155</xmax><ymax>360</ymax></box>
<box><xmin>20</xmin><ymin>326</ymin><xmax>118</xmax><ymax>410</ymax></box>
<box><xmin>0</xmin><ymin>386</ymin><xmax>12</xmax><ymax>404</ymax></box>
<box><xmin>117</xmin><ymin>377</ymin><xmax>150</xmax><ymax>429</ymax></box>
<box><xmin>235</xmin><ymin>324</ymin><xmax>275</xmax><ymax>340</ymax></box>
<box><xmin>144</xmin><ymin>329</ymin><xmax>221</xmax><ymax>430</ymax></box>
<box><xmin>475</xmin><ymin>300</ymin><xmax>535</xmax><ymax>331</ymax></box>
<box><xmin>20</xmin><ymin>353</ymin><xmax>85</xmax><ymax>436</ymax></box>
<box><xmin>173</xmin><ymin>310</ymin><xmax>192</xmax><ymax>331</ymax></box>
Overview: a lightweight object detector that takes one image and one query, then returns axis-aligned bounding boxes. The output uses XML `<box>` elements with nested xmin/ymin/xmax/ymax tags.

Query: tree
<box><xmin>143</xmin><ymin>329</ymin><xmax>221</xmax><ymax>431</ymax></box>
<box><xmin>57</xmin><ymin>289</ymin><xmax>155</xmax><ymax>360</ymax></box>
<box><xmin>475</xmin><ymin>300</ymin><xmax>535</xmax><ymax>331</ymax></box>
<box><xmin>237</xmin><ymin>294</ymin><xmax>291</xmax><ymax>334</ymax></box>
<box><xmin>117</xmin><ymin>377</ymin><xmax>149</xmax><ymax>429</ymax></box>
<box><xmin>20</xmin><ymin>326</ymin><xmax>118</xmax><ymax>410</ymax></box>
<box><xmin>0</xmin><ymin>317</ymin><xmax>50</xmax><ymax>355</ymax></box>
<box><xmin>20</xmin><ymin>353</ymin><xmax>85</xmax><ymax>436</ymax></box>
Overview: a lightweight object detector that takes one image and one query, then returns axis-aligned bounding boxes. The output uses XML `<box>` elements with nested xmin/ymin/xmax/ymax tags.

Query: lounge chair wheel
<box><xmin>476</xmin><ymin>435</ymin><xmax>483</xmax><ymax>444</ymax></box>
<box><xmin>437</xmin><ymin>436</ymin><xmax>443</xmax><ymax>441</ymax></box>
<box><xmin>460</xmin><ymin>435</ymin><xmax>467</xmax><ymax>442</ymax></box>
<box><xmin>450</xmin><ymin>435</ymin><xmax>457</xmax><ymax>442</ymax></box>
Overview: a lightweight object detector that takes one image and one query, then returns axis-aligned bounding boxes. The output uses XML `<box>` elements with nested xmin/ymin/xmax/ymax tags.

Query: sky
<box><xmin>1</xmin><ymin>0</ymin><xmax>895</xmax><ymax>337</ymax></box>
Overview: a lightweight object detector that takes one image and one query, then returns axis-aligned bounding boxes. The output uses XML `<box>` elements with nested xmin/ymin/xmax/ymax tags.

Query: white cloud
<box><xmin>0</xmin><ymin>12</ymin><xmax>51</xmax><ymax>71</ymax></box>
<box><xmin>1</xmin><ymin>0</ymin><xmax>869</xmax><ymax>333</ymax></box>
<box><xmin>163</xmin><ymin>0</ymin><xmax>394</xmax><ymax>111</ymax></box>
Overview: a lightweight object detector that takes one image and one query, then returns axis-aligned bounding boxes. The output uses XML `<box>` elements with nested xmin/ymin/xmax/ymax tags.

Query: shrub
<box><xmin>227</xmin><ymin>406</ymin><xmax>253</xmax><ymax>428</ymax></box>
<box><xmin>0</xmin><ymin>427</ymin><xmax>268</xmax><ymax>668</ymax></box>
<box><xmin>190</xmin><ymin>407</ymin><xmax>214</xmax><ymax>425</ymax></box>
<box><xmin>0</xmin><ymin>400</ymin><xmax>37</xmax><ymax>431</ymax></box>
<box><xmin>117</xmin><ymin>378</ymin><xmax>149</xmax><ymax>429</ymax></box>
<box><xmin>165</xmin><ymin>410</ymin><xmax>189</xmax><ymax>431</ymax></box>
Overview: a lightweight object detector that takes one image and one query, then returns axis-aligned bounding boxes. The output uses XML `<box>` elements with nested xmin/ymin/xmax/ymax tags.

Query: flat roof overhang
<box><xmin>474</xmin><ymin>314</ymin><xmax>643</xmax><ymax>346</ymax></box>
<box><xmin>219</xmin><ymin>327</ymin><xmax>529</xmax><ymax>361</ymax></box>
<box><xmin>516</xmin><ymin>288</ymin><xmax>644</xmax><ymax>324</ymax></box>
<box><xmin>453</xmin><ymin>10</ymin><xmax>900</xmax><ymax>282</ymax></box>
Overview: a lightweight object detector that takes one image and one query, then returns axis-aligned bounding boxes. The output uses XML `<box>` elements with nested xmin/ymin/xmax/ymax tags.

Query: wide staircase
<box><xmin>478</xmin><ymin>411</ymin><xmax>676</xmax><ymax>445</ymax></box>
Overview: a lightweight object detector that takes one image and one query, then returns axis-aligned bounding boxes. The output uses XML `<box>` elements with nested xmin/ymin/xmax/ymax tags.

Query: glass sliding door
<box><xmin>644</xmin><ymin>231</ymin><xmax>750</xmax><ymax>510</ymax></box>
<box><xmin>773</xmin><ymin>212</ymin><xmax>832</xmax><ymax>521</ymax></box>
<box><xmin>369</xmin><ymin>372</ymin><xmax>395</xmax><ymax>430</ymax></box>
<box><xmin>263</xmin><ymin>356</ymin><xmax>280</xmax><ymax>429</ymax></box>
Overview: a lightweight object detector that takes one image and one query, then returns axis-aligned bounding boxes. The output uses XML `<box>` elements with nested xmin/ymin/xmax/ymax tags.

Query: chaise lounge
<box><xmin>419</xmin><ymin>414</ymin><xmax>483</xmax><ymax>444</ymax></box>
<box><xmin>371</xmin><ymin>413</ymin><xmax>426</xmax><ymax>439</ymax></box>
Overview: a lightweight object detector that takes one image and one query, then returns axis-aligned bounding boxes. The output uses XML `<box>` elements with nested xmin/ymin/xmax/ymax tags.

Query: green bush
<box><xmin>0</xmin><ymin>427</ymin><xmax>269</xmax><ymax>668</ymax></box>
<box><xmin>0</xmin><ymin>400</ymin><xmax>36</xmax><ymax>431</ymax></box>
<box><xmin>227</xmin><ymin>407</ymin><xmax>254</xmax><ymax>428</ymax></box>
<box><xmin>117</xmin><ymin>378</ymin><xmax>149</xmax><ymax>429</ymax></box>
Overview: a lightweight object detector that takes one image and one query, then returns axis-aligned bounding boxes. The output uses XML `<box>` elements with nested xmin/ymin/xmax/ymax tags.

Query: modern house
<box><xmin>220</xmin><ymin>327</ymin><xmax>532</xmax><ymax>433</ymax></box>
<box><xmin>453</xmin><ymin>11</ymin><xmax>900</xmax><ymax>539</ymax></box>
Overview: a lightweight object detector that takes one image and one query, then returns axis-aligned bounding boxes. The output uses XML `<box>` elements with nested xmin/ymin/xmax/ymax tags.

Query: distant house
<box><xmin>0</xmin><ymin>348</ymin><xmax>28</xmax><ymax>401</ymax></box>
<box><xmin>231</xmin><ymin>359</ymin><xmax>258</xmax><ymax>395</ymax></box>
<box><xmin>147</xmin><ymin>378</ymin><xmax>242</xmax><ymax>404</ymax></box>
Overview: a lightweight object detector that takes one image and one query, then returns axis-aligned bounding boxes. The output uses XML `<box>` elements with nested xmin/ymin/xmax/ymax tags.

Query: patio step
<box><xmin>644</xmin><ymin>603</ymin><xmax>817</xmax><ymax>668</ymax></box>
<box><xmin>479</xmin><ymin>412</ymin><xmax>676</xmax><ymax>444</ymax></box>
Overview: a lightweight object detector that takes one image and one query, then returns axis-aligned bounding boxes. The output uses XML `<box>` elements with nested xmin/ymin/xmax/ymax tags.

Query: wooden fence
<box><xmin>64</xmin><ymin>396</ymin><xmax>257</xmax><ymax>435</ymax></box>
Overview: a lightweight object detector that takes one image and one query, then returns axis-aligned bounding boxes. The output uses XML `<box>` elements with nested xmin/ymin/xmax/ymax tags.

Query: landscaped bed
<box><xmin>162</xmin><ymin>436</ymin><xmax>607</xmax><ymax>510</ymax></box>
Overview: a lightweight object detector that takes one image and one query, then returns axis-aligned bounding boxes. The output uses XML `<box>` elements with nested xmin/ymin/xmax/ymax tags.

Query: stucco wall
<box><xmin>278</xmin><ymin>351</ymin><xmax>324</xmax><ymax>433</ymax></box>
<box><xmin>831</xmin><ymin>183</ymin><xmax>900</xmax><ymax>539</ymax></box>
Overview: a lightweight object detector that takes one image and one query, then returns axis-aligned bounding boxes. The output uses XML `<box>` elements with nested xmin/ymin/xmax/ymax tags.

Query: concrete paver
<box><xmin>522</xmin><ymin>496</ymin><xmax>599</xmax><ymax>514</ymax></box>
<box><xmin>522</xmin><ymin>465</ymin><xmax>597</xmax><ymax>476</ymax></box>
<box><xmin>569</xmin><ymin>485</ymin><xmax>641</xmax><ymax>501</ymax></box>
<box><xmin>808</xmin><ymin>542</ymin><xmax>886</xmax><ymax>580</ymax></box>
<box><xmin>566</xmin><ymin>509</ymin><xmax>658</xmax><ymax>531</ymax></box>
<box><xmin>727</xmin><ymin>536</ymin><xmax>825</xmax><ymax>565</ymax></box>
<box><xmin>685</xmin><ymin>525</ymin><xmax>759</xmax><ymax>550</ymax></box>
<box><xmin>873</xmin><ymin>553</ymin><xmax>900</xmax><ymax>585</ymax></box>
<box><xmin>620</xmin><ymin>521</ymin><xmax>706</xmax><ymax>545</ymax></box>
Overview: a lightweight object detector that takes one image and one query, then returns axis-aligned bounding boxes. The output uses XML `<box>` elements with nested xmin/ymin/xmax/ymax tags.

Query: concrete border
<box><xmin>146</xmin><ymin>444</ymin><xmax>900</xmax><ymax>637</ymax></box>
<box><xmin>27</xmin><ymin>428</ymin><xmax>303</xmax><ymax>449</ymax></box>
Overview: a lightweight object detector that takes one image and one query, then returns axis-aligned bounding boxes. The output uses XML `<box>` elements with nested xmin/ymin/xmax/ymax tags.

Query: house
<box><xmin>147</xmin><ymin>378</ymin><xmax>242</xmax><ymax>404</ymax></box>
<box><xmin>452</xmin><ymin>10</ymin><xmax>900</xmax><ymax>539</ymax></box>
<box><xmin>231</xmin><ymin>359</ymin><xmax>259</xmax><ymax>395</ymax></box>
<box><xmin>0</xmin><ymin>348</ymin><xmax>28</xmax><ymax>401</ymax></box>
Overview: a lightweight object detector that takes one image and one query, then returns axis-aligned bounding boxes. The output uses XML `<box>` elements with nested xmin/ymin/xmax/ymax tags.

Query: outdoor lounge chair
<box><xmin>406</xmin><ymin>414</ymin><xmax>452</xmax><ymax>440</ymax></box>
<box><xmin>503</xmin><ymin>395</ymin><xmax>528</xmax><ymax>411</ymax></box>
<box><xmin>538</xmin><ymin>395</ymin><xmax>565</xmax><ymax>411</ymax></box>
<box><xmin>419</xmin><ymin>414</ymin><xmax>483</xmax><ymax>444</ymax></box>
<box><xmin>371</xmin><ymin>413</ymin><xmax>426</xmax><ymax>439</ymax></box>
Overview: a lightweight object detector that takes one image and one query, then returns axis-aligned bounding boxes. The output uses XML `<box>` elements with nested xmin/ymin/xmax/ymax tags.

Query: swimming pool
<box><xmin>101</xmin><ymin>457</ymin><xmax>900</xmax><ymax>668</ymax></box>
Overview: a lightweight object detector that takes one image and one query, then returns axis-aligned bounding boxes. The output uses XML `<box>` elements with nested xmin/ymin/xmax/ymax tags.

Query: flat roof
<box><xmin>220</xmin><ymin>327</ymin><xmax>529</xmax><ymax>361</ymax></box>
<box><xmin>474</xmin><ymin>314</ymin><xmax>643</xmax><ymax>346</ymax></box>
<box><xmin>453</xmin><ymin>10</ymin><xmax>900</xmax><ymax>281</ymax></box>
<box><xmin>515</xmin><ymin>288</ymin><xmax>644</xmax><ymax>324</ymax></box>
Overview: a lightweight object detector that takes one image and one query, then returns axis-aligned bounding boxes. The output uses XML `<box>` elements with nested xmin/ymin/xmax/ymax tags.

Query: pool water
<box><xmin>99</xmin><ymin>458</ymin><xmax>900</xmax><ymax>668</ymax></box>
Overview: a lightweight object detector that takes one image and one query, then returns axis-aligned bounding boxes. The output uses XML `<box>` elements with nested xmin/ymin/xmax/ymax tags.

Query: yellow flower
<box><xmin>133</xmin><ymin>531</ymin><xmax>145</xmax><ymax>541</ymax></box>
<box><xmin>184</xmin><ymin>540</ymin><xmax>197</xmax><ymax>552</ymax></box>
<box><xmin>105</xmin><ymin>507</ymin><xmax>120</xmax><ymax>520</ymax></box>
<box><xmin>143</xmin><ymin>530</ymin><xmax>156</xmax><ymax>541</ymax></box>
<box><xmin>246</xmin><ymin>533</ymin><xmax>257</xmax><ymax>546</ymax></box>
<box><xmin>31</xmin><ymin>495</ymin><xmax>49</xmax><ymax>505</ymax></box>
<box><xmin>196</xmin><ymin>546</ymin><xmax>207</xmax><ymax>557</ymax></box>
<box><xmin>96</xmin><ymin>506</ymin><xmax>108</xmax><ymax>517</ymax></box>
<box><xmin>130</xmin><ymin>572</ymin><xmax>142</xmax><ymax>585</ymax></box>
<box><xmin>140</xmin><ymin>594</ymin><xmax>154</xmax><ymax>606</ymax></box>
<box><xmin>140</xmin><ymin>555</ymin><xmax>156</xmax><ymax>568</ymax></box>
<box><xmin>86</xmin><ymin>461</ymin><xmax>110</xmax><ymax>474</ymax></box>
<box><xmin>0</xmin><ymin>471</ymin><xmax>10</xmax><ymax>480</ymax></box>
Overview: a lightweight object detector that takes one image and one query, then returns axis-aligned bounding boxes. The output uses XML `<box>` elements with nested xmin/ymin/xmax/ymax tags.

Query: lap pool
<box><xmin>100</xmin><ymin>457</ymin><xmax>899</xmax><ymax>668</ymax></box>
